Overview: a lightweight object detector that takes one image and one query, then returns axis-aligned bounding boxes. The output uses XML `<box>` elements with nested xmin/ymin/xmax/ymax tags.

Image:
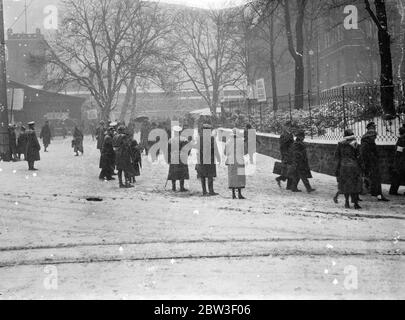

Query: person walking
<box><xmin>389</xmin><ymin>126</ymin><xmax>405</xmax><ymax>196</ymax></box>
<box><xmin>17</xmin><ymin>126</ymin><xmax>27</xmax><ymax>160</ymax></box>
<box><xmin>225</xmin><ymin>128</ymin><xmax>246</xmax><ymax>200</ymax></box>
<box><xmin>40</xmin><ymin>120</ymin><xmax>52</xmax><ymax>152</ymax></box>
<box><xmin>289</xmin><ymin>130</ymin><xmax>316</xmax><ymax>193</ymax></box>
<box><xmin>276</xmin><ymin>121</ymin><xmax>294</xmax><ymax>190</ymax></box>
<box><xmin>25</xmin><ymin>122</ymin><xmax>41</xmax><ymax>171</ymax></box>
<box><xmin>167</xmin><ymin>125</ymin><xmax>190</xmax><ymax>192</ymax></box>
<box><xmin>334</xmin><ymin>129</ymin><xmax>362</xmax><ymax>209</ymax></box>
<box><xmin>99</xmin><ymin>126</ymin><xmax>116</xmax><ymax>181</ymax></box>
<box><xmin>195</xmin><ymin>124</ymin><xmax>221</xmax><ymax>196</ymax></box>
<box><xmin>72</xmin><ymin>126</ymin><xmax>84</xmax><ymax>156</ymax></box>
<box><xmin>360</xmin><ymin>122</ymin><xmax>389</xmax><ymax>201</ymax></box>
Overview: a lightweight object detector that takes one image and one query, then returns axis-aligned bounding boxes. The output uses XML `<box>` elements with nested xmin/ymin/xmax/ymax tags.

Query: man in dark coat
<box><xmin>276</xmin><ymin>122</ymin><xmax>294</xmax><ymax>190</ymax></box>
<box><xmin>389</xmin><ymin>126</ymin><xmax>405</xmax><ymax>196</ymax></box>
<box><xmin>113</xmin><ymin>126</ymin><xmax>135</xmax><ymax>188</ymax></box>
<box><xmin>8</xmin><ymin>124</ymin><xmax>18</xmax><ymax>161</ymax></box>
<box><xmin>40</xmin><ymin>120</ymin><xmax>52</xmax><ymax>152</ymax></box>
<box><xmin>360</xmin><ymin>122</ymin><xmax>389</xmax><ymax>201</ymax></box>
<box><xmin>167</xmin><ymin>126</ymin><xmax>190</xmax><ymax>192</ymax></box>
<box><xmin>195</xmin><ymin>124</ymin><xmax>221</xmax><ymax>196</ymax></box>
<box><xmin>289</xmin><ymin>130</ymin><xmax>316</xmax><ymax>193</ymax></box>
<box><xmin>335</xmin><ymin>129</ymin><xmax>362</xmax><ymax>209</ymax></box>
<box><xmin>17</xmin><ymin>126</ymin><xmax>27</xmax><ymax>160</ymax></box>
<box><xmin>25</xmin><ymin>122</ymin><xmax>41</xmax><ymax>170</ymax></box>
<box><xmin>99</xmin><ymin>127</ymin><xmax>115</xmax><ymax>181</ymax></box>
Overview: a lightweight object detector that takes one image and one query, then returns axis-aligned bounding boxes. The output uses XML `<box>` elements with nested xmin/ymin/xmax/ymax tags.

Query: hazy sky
<box><xmin>158</xmin><ymin>0</ymin><xmax>248</xmax><ymax>9</ymax></box>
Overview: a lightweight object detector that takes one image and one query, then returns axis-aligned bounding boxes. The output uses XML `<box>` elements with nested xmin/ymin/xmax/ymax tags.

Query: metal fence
<box><xmin>221</xmin><ymin>84</ymin><xmax>405</xmax><ymax>143</ymax></box>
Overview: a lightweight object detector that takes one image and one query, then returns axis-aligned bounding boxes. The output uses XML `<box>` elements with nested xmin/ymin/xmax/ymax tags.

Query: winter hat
<box><xmin>366</xmin><ymin>122</ymin><xmax>376</xmax><ymax>130</ymax></box>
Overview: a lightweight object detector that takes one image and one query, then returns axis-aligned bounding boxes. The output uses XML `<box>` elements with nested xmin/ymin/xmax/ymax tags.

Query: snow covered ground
<box><xmin>0</xmin><ymin>136</ymin><xmax>404</xmax><ymax>299</ymax></box>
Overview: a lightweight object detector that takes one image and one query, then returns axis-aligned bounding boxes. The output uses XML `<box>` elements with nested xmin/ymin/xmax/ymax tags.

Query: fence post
<box><xmin>342</xmin><ymin>86</ymin><xmax>347</xmax><ymax>130</ymax></box>
<box><xmin>288</xmin><ymin>93</ymin><xmax>293</xmax><ymax>123</ymax></box>
<box><xmin>308</xmin><ymin>90</ymin><xmax>313</xmax><ymax>139</ymax></box>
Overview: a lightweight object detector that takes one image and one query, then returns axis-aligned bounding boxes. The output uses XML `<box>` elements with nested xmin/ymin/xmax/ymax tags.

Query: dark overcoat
<box><xmin>130</xmin><ymin>140</ymin><xmax>142</xmax><ymax>177</ymax></box>
<box><xmin>113</xmin><ymin>134</ymin><xmax>136</xmax><ymax>176</ymax></box>
<box><xmin>8</xmin><ymin>129</ymin><xmax>17</xmax><ymax>154</ymax></box>
<box><xmin>25</xmin><ymin>129</ymin><xmax>41</xmax><ymax>162</ymax></box>
<box><xmin>72</xmin><ymin>128</ymin><xmax>84</xmax><ymax>153</ymax></box>
<box><xmin>167</xmin><ymin>138</ymin><xmax>190</xmax><ymax>181</ymax></box>
<box><xmin>196</xmin><ymin>135</ymin><xmax>220</xmax><ymax>179</ymax></box>
<box><xmin>335</xmin><ymin>139</ymin><xmax>362</xmax><ymax>194</ymax></box>
<box><xmin>392</xmin><ymin>134</ymin><xmax>405</xmax><ymax>174</ymax></box>
<box><xmin>96</xmin><ymin>126</ymin><xmax>106</xmax><ymax>150</ymax></box>
<box><xmin>17</xmin><ymin>132</ymin><xmax>27</xmax><ymax>155</ymax></box>
<box><xmin>279</xmin><ymin>131</ymin><xmax>294</xmax><ymax>163</ymax></box>
<box><xmin>40</xmin><ymin>125</ymin><xmax>52</xmax><ymax>146</ymax></box>
<box><xmin>99</xmin><ymin>135</ymin><xmax>115</xmax><ymax>169</ymax></box>
<box><xmin>290</xmin><ymin>140</ymin><xmax>312</xmax><ymax>178</ymax></box>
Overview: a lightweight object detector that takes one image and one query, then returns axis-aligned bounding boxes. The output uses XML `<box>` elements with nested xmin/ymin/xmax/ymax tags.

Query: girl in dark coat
<box><xmin>289</xmin><ymin>131</ymin><xmax>316</xmax><ymax>193</ymax></box>
<box><xmin>99</xmin><ymin>127</ymin><xmax>115</xmax><ymax>181</ymax></box>
<box><xmin>72</xmin><ymin>126</ymin><xmax>84</xmax><ymax>156</ymax></box>
<box><xmin>25</xmin><ymin>122</ymin><xmax>41</xmax><ymax>170</ymax></box>
<box><xmin>335</xmin><ymin>129</ymin><xmax>362</xmax><ymax>209</ymax></box>
<box><xmin>129</xmin><ymin>139</ymin><xmax>142</xmax><ymax>184</ymax></box>
<box><xmin>40</xmin><ymin>121</ymin><xmax>52</xmax><ymax>152</ymax></box>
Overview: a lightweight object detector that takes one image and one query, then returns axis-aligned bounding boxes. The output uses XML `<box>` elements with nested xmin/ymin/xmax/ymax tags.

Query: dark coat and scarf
<box><xmin>40</xmin><ymin>124</ymin><xmax>52</xmax><ymax>146</ymax></box>
<box><xmin>25</xmin><ymin>128</ymin><xmax>41</xmax><ymax>162</ymax></box>
<box><xmin>167</xmin><ymin>138</ymin><xmax>190</xmax><ymax>181</ymax></box>
<box><xmin>196</xmin><ymin>135</ymin><xmax>220</xmax><ymax>179</ymax></box>
<box><xmin>290</xmin><ymin>140</ymin><xmax>312</xmax><ymax>179</ymax></box>
<box><xmin>335</xmin><ymin>138</ymin><xmax>363</xmax><ymax>194</ymax></box>
<box><xmin>113</xmin><ymin>134</ymin><xmax>136</xmax><ymax>176</ymax></box>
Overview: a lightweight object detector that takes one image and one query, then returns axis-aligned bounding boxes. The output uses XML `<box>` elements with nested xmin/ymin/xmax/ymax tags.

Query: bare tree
<box><xmin>283</xmin><ymin>0</ymin><xmax>308</xmax><ymax>109</ymax></box>
<box><xmin>47</xmin><ymin>0</ymin><xmax>170</xmax><ymax>121</ymax></box>
<box><xmin>173</xmin><ymin>8</ymin><xmax>244</xmax><ymax>116</ymax></box>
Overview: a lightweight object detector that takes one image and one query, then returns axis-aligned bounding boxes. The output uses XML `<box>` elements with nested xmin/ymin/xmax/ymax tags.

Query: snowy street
<box><xmin>0</xmin><ymin>136</ymin><xmax>404</xmax><ymax>299</ymax></box>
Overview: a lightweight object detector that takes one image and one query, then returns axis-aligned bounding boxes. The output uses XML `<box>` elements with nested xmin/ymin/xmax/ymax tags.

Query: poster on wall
<box><xmin>256</xmin><ymin>78</ymin><xmax>266</xmax><ymax>102</ymax></box>
<box><xmin>7</xmin><ymin>88</ymin><xmax>24</xmax><ymax>111</ymax></box>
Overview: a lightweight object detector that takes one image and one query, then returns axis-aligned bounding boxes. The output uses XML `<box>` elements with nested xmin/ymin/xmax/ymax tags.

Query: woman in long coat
<box><xmin>72</xmin><ymin>126</ymin><xmax>84</xmax><ymax>156</ymax></box>
<box><xmin>99</xmin><ymin>127</ymin><xmax>115</xmax><ymax>181</ymax></box>
<box><xmin>167</xmin><ymin>126</ymin><xmax>190</xmax><ymax>192</ymax></box>
<box><xmin>335</xmin><ymin>129</ymin><xmax>362</xmax><ymax>209</ymax></box>
<box><xmin>25</xmin><ymin>122</ymin><xmax>41</xmax><ymax>170</ymax></box>
<box><xmin>225</xmin><ymin>128</ymin><xmax>246</xmax><ymax>199</ymax></box>
<box><xmin>129</xmin><ymin>139</ymin><xmax>142</xmax><ymax>184</ymax></box>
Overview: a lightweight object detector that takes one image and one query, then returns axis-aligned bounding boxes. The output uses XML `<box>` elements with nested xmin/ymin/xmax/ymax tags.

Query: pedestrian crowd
<box><xmin>5</xmin><ymin>117</ymin><xmax>405</xmax><ymax>206</ymax></box>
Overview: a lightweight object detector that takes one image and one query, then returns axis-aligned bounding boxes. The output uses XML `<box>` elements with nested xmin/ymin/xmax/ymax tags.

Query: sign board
<box><xmin>7</xmin><ymin>88</ymin><xmax>24</xmax><ymax>111</ymax></box>
<box><xmin>256</xmin><ymin>78</ymin><xmax>267</xmax><ymax>102</ymax></box>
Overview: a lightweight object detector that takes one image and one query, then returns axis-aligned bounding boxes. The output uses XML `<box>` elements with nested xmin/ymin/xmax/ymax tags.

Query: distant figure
<box><xmin>334</xmin><ymin>129</ymin><xmax>362</xmax><ymax>210</ymax></box>
<box><xmin>17</xmin><ymin>126</ymin><xmax>27</xmax><ymax>160</ymax></box>
<box><xmin>61</xmin><ymin>122</ymin><xmax>68</xmax><ymax>139</ymax></box>
<box><xmin>290</xmin><ymin>131</ymin><xmax>316</xmax><ymax>193</ymax></box>
<box><xmin>72</xmin><ymin>126</ymin><xmax>84</xmax><ymax>156</ymax></box>
<box><xmin>25</xmin><ymin>122</ymin><xmax>41</xmax><ymax>171</ymax></box>
<box><xmin>360</xmin><ymin>122</ymin><xmax>389</xmax><ymax>202</ymax></box>
<box><xmin>113</xmin><ymin>126</ymin><xmax>135</xmax><ymax>188</ymax></box>
<box><xmin>225</xmin><ymin>128</ymin><xmax>246</xmax><ymax>200</ymax></box>
<box><xmin>40</xmin><ymin>120</ymin><xmax>52</xmax><ymax>152</ymax></box>
<box><xmin>8</xmin><ymin>124</ymin><xmax>18</xmax><ymax>161</ymax></box>
<box><xmin>389</xmin><ymin>126</ymin><xmax>405</xmax><ymax>196</ymax></box>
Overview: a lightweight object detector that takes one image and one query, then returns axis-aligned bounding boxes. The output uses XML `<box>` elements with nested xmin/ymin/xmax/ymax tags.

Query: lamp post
<box><xmin>0</xmin><ymin>0</ymin><xmax>10</xmax><ymax>161</ymax></box>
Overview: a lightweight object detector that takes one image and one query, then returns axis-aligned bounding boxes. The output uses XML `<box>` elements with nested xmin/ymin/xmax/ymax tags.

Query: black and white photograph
<box><xmin>0</xmin><ymin>0</ymin><xmax>404</xmax><ymax>301</ymax></box>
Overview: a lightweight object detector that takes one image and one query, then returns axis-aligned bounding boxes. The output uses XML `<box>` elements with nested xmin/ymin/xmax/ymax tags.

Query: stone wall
<box><xmin>256</xmin><ymin>133</ymin><xmax>399</xmax><ymax>185</ymax></box>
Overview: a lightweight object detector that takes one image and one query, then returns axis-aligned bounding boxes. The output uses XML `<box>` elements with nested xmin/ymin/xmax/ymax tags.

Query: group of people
<box><xmin>275</xmin><ymin>121</ymin><xmax>405</xmax><ymax>210</ymax></box>
<box><xmin>95</xmin><ymin>120</ymin><xmax>248</xmax><ymax>198</ymax></box>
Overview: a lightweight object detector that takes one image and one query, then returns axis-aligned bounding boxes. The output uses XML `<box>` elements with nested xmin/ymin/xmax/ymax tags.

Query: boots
<box><xmin>208</xmin><ymin>178</ymin><xmax>218</xmax><ymax>196</ymax></box>
<box><xmin>238</xmin><ymin>188</ymin><xmax>245</xmax><ymax>200</ymax></box>
<box><xmin>172</xmin><ymin>180</ymin><xmax>177</xmax><ymax>192</ymax></box>
<box><xmin>232</xmin><ymin>188</ymin><xmax>237</xmax><ymax>199</ymax></box>
<box><xmin>179</xmin><ymin>180</ymin><xmax>188</xmax><ymax>192</ymax></box>
<box><xmin>201</xmin><ymin>178</ymin><xmax>208</xmax><ymax>196</ymax></box>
